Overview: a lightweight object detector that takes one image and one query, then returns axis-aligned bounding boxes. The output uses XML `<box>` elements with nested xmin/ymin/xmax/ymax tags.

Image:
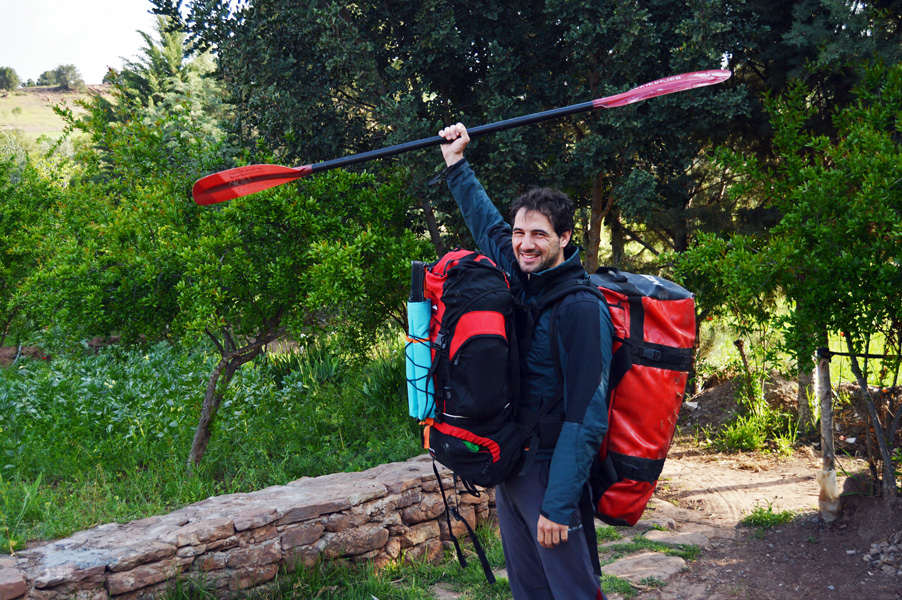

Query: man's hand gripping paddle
<box><xmin>192</xmin><ymin>69</ymin><xmax>731</xmax><ymax>205</ymax></box>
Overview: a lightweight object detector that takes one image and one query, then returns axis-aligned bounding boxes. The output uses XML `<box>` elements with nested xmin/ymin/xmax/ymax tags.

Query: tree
<box><xmin>53</xmin><ymin>64</ymin><xmax>84</xmax><ymax>91</ymax></box>
<box><xmin>36</xmin><ymin>70</ymin><xmax>58</xmax><ymax>86</ymax></box>
<box><xmin>0</xmin><ymin>67</ymin><xmax>19</xmax><ymax>91</ymax></box>
<box><xmin>25</xmin><ymin>89</ymin><xmax>431</xmax><ymax>470</ymax></box>
<box><xmin>0</xmin><ymin>138</ymin><xmax>60</xmax><ymax>346</ymax></box>
<box><xmin>114</xmin><ymin>16</ymin><xmax>219</xmax><ymax>110</ymax></box>
<box><xmin>75</xmin><ymin>17</ymin><xmax>229</xmax><ymax>187</ymax></box>
<box><xmin>677</xmin><ymin>62</ymin><xmax>902</xmax><ymax>497</ymax></box>
<box><xmin>674</xmin><ymin>0</ymin><xmax>902</xmax><ymax>425</ymax></box>
<box><xmin>151</xmin><ymin>0</ymin><xmax>747</xmax><ymax>269</ymax></box>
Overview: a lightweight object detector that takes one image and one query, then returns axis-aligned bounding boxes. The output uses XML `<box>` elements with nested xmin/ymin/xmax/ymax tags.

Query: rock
<box><xmin>281</xmin><ymin>522</ymin><xmax>325</xmax><ymax>549</ymax></box>
<box><xmin>170</xmin><ymin>518</ymin><xmax>235</xmax><ymax>547</ymax></box>
<box><xmin>401</xmin><ymin>495</ymin><xmax>445</xmax><ymax>524</ymax></box>
<box><xmin>321</xmin><ymin>524</ymin><xmax>390</xmax><ymax>558</ymax></box>
<box><xmin>227</xmin><ymin>540</ymin><xmax>282</xmax><ymax>568</ymax></box>
<box><xmin>239</xmin><ymin>524</ymin><xmax>278</xmax><ymax>545</ymax></box>
<box><xmin>437</xmin><ymin>504</ymin><xmax>477</xmax><ymax>539</ymax></box>
<box><xmin>633</xmin><ymin>516</ymin><xmax>677</xmax><ymax>532</ymax></box>
<box><xmin>399</xmin><ymin>522</ymin><xmax>440</xmax><ymax>548</ymax></box>
<box><xmin>322</xmin><ymin>512</ymin><xmax>368</xmax><ymax>533</ymax></box>
<box><xmin>109</xmin><ymin>540</ymin><xmax>176</xmax><ymax>573</ymax></box>
<box><xmin>231</xmin><ymin>564</ymin><xmax>280</xmax><ymax>591</ymax></box>
<box><xmin>107</xmin><ymin>561</ymin><xmax>181</xmax><ymax>595</ymax></box>
<box><xmin>279</xmin><ymin>498</ymin><xmax>351</xmax><ymax>525</ymax></box>
<box><xmin>32</xmin><ymin>563</ymin><xmax>106</xmax><ymax>589</ymax></box>
<box><xmin>403</xmin><ymin>539</ymin><xmax>443</xmax><ymax>564</ymax></box>
<box><xmin>233</xmin><ymin>508</ymin><xmax>279</xmax><ymax>532</ymax></box>
<box><xmin>0</xmin><ymin>568</ymin><xmax>27</xmax><ymax>600</ymax></box>
<box><xmin>601</xmin><ymin>551</ymin><xmax>687</xmax><ymax>582</ymax></box>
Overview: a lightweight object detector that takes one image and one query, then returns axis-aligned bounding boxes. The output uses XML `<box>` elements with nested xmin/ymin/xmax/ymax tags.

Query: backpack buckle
<box><xmin>639</xmin><ymin>347</ymin><xmax>661</xmax><ymax>361</ymax></box>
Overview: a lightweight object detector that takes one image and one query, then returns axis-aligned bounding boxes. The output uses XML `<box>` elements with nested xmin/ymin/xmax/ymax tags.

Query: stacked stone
<box><xmin>0</xmin><ymin>455</ymin><xmax>495</xmax><ymax>600</ymax></box>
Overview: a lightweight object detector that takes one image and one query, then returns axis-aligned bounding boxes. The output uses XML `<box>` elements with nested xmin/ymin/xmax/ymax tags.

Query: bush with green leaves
<box><xmin>23</xmin><ymin>73</ymin><xmax>432</xmax><ymax>471</ymax></box>
<box><xmin>0</xmin><ymin>137</ymin><xmax>63</xmax><ymax>346</ymax></box>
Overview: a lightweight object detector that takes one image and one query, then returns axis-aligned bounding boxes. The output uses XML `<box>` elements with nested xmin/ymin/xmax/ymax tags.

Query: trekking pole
<box><xmin>192</xmin><ymin>69</ymin><xmax>731</xmax><ymax>205</ymax></box>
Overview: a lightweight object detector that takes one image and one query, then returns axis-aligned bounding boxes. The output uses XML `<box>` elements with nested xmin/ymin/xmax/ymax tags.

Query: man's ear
<box><xmin>560</xmin><ymin>230</ymin><xmax>572</xmax><ymax>248</ymax></box>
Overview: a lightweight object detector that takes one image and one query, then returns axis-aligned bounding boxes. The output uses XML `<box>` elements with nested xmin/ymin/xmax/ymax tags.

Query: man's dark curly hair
<box><xmin>509</xmin><ymin>187</ymin><xmax>575</xmax><ymax>238</ymax></box>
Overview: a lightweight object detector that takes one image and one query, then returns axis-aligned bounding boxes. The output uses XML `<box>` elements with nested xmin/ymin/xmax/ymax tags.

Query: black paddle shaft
<box><xmin>309</xmin><ymin>100</ymin><xmax>596</xmax><ymax>175</ymax></box>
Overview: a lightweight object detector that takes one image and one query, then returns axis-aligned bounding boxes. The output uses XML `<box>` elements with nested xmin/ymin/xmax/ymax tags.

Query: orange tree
<box><xmin>676</xmin><ymin>62</ymin><xmax>902</xmax><ymax>496</ymax></box>
<box><xmin>22</xmin><ymin>89</ymin><xmax>431</xmax><ymax>471</ymax></box>
<box><xmin>0</xmin><ymin>141</ymin><xmax>63</xmax><ymax>347</ymax></box>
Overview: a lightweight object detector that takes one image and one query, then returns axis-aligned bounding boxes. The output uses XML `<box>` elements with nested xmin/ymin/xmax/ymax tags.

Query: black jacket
<box><xmin>445</xmin><ymin>158</ymin><xmax>613</xmax><ymax>524</ymax></box>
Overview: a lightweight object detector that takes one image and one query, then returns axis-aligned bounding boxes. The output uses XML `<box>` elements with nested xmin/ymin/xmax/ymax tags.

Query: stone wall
<box><xmin>0</xmin><ymin>455</ymin><xmax>495</xmax><ymax>600</ymax></box>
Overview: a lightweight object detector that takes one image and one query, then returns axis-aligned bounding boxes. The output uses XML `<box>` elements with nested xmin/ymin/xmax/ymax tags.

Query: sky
<box><xmin>1</xmin><ymin>0</ymin><xmax>160</xmax><ymax>85</ymax></box>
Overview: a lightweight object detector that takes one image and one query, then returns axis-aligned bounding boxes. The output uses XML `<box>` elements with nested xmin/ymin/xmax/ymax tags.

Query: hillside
<box><xmin>0</xmin><ymin>85</ymin><xmax>109</xmax><ymax>142</ymax></box>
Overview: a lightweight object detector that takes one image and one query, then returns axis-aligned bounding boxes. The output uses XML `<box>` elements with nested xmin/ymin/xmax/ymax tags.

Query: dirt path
<box><xmin>635</xmin><ymin>444</ymin><xmax>902</xmax><ymax>600</ymax></box>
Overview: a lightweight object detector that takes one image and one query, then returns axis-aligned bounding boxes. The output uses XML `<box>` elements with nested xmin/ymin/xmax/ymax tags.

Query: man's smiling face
<box><xmin>511</xmin><ymin>209</ymin><xmax>571</xmax><ymax>274</ymax></box>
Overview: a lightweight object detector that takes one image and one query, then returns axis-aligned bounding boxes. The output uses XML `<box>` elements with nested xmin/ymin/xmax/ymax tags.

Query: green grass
<box><xmin>602</xmin><ymin>535</ymin><xmax>701</xmax><ymax>563</ymax></box>
<box><xmin>152</xmin><ymin>523</ymin><xmax>695</xmax><ymax>600</ymax></box>
<box><xmin>739</xmin><ymin>501</ymin><xmax>796</xmax><ymax>533</ymax></box>
<box><xmin>0</xmin><ymin>335</ymin><xmax>423</xmax><ymax>551</ymax></box>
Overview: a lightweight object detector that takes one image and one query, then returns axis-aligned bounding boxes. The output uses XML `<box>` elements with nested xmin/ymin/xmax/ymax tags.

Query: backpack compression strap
<box><xmin>432</xmin><ymin>461</ymin><xmax>496</xmax><ymax>584</ymax></box>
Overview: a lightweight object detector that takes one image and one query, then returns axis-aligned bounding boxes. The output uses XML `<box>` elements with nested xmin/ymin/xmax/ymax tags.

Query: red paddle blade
<box><xmin>595</xmin><ymin>69</ymin><xmax>731</xmax><ymax>109</ymax></box>
<box><xmin>192</xmin><ymin>164</ymin><xmax>313</xmax><ymax>205</ymax></box>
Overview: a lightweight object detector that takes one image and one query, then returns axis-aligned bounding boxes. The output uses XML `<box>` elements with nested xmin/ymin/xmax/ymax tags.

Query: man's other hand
<box><xmin>536</xmin><ymin>514</ymin><xmax>569</xmax><ymax>548</ymax></box>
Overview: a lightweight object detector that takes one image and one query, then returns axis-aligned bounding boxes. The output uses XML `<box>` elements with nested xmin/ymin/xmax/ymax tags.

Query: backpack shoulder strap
<box><xmin>542</xmin><ymin>277</ymin><xmax>606</xmax><ymax>384</ymax></box>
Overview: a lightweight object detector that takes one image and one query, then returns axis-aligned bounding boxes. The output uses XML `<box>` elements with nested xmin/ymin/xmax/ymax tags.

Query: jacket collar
<box><xmin>519</xmin><ymin>245</ymin><xmax>587</xmax><ymax>298</ymax></box>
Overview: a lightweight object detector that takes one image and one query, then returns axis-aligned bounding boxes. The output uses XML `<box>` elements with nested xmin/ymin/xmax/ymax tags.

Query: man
<box><xmin>437</xmin><ymin>123</ymin><xmax>613</xmax><ymax>600</ymax></box>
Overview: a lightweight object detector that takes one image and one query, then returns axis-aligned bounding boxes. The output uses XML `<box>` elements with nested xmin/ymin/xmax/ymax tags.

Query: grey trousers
<box><xmin>495</xmin><ymin>460</ymin><xmax>605</xmax><ymax>600</ymax></box>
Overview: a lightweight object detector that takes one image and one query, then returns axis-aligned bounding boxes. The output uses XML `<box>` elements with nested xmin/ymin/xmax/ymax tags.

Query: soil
<box><xmin>0</xmin><ymin>345</ymin><xmax>48</xmax><ymax>366</ymax></box>
<box><xmin>638</xmin><ymin>373</ymin><xmax>902</xmax><ymax>600</ymax></box>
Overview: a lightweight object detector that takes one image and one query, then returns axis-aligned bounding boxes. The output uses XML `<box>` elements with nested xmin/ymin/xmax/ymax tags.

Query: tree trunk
<box><xmin>607</xmin><ymin>206</ymin><xmax>626</xmax><ymax>269</ymax></box>
<box><xmin>420</xmin><ymin>198</ymin><xmax>446</xmax><ymax>257</ymax></box>
<box><xmin>816</xmin><ymin>350</ymin><xmax>840</xmax><ymax>521</ymax></box>
<box><xmin>734</xmin><ymin>339</ymin><xmax>752</xmax><ymax>385</ymax></box>
<box><xmin>1</xmin><ymin>305</ymin><xmax>19</xmax><ymax>348</ymax></box>
<box><xmin>585</xmin><ymin>171</ymin><xmax>610</xmax><ymax>274</ymax></box>
<box><xmin>845</xmin><ymin>336</ymin><xmax>898</xmax><ymax>499</ymax></box>
<box><xmin>187</xmin><ymin>330</ymin><xmax>282</xmax><ymax>472</ymax></box>
<box><xmin>797</xmin><ymin>365</ymin><xmax>814</xmax><ymax>433</ymax></box>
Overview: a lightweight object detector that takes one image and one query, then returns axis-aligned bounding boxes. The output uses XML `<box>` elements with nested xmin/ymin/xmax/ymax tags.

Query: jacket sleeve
<box><xmin>443</xmin><ymin>158</ymin><xmax>519</xmax><ymax>275</ymax></box>
<box><xmin>540</xmin><ymin>293</ymin><xmax>613</xmax><ymax>525</ymax></box>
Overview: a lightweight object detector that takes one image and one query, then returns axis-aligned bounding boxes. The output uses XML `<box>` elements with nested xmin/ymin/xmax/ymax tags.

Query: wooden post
<box><xmin>816</xmin><ymin>348</ymin><xmax>841</xmax><ymax>522</ymax></box>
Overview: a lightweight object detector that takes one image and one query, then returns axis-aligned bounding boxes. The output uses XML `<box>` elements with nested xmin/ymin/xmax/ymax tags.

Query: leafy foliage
<box><xmin>675</xmin><ymin>61</ymin><xmax>902</xmax><ymax>491</ymax></box>
<box><xmin>0</xmin><ymin>67</ymin><xmax>19</xmax><ymax>91</ymax></box>
<box><xmin>35</xmin><ymin>70</ymin><xmax>57</xmax><ymax>86</ymax></box>
<box><xmin>0</xmin><ymin>338</ymin><xmax>421</xmax><ymax>549</ymax></box>
<box><xmin>151</xmin><ymin>0</ymin><xmax>747</xmax><ymax>269</ymax></box>
<box><xmin>0</xmin><ymin>138</ymin><xmax>62</xmax><ymax>346</ymax></box>
<box><xmin>22</xmin><ymin>52</ymin><xmax>431</xmax><ymax>467</ymax></box>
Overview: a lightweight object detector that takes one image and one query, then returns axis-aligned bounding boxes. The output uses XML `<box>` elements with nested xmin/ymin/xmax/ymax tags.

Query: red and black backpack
<box><xmin>416</xmin><ymin>249</ymin><xmax>525</xmax><ymax>489</ymax></box>
<box><xmin>539</xmin><ymin>267</ymin><xmax>696</xmax><ymax>526</ymax></box>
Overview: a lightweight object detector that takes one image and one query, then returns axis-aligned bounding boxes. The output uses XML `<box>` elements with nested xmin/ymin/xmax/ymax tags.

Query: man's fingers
<box><xmin>438</xmin><ymin>123</ymin><xmax>468</xmax><ymax>140</ymax></box>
